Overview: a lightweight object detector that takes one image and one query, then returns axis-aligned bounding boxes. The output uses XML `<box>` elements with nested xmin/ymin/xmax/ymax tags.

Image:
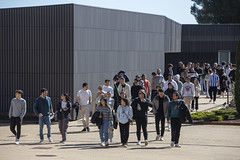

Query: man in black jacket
<box><xmin>131</xmin><ymin>79</ymin><xmax>145</xmax><ymax>100</ymax></box>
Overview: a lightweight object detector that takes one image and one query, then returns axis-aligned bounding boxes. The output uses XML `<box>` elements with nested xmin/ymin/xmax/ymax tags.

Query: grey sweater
<box><xmin>96</xmin><ymin>105</ymin><xmax>113</xmax><ymax>127</ymax></box>
<box><xmin>9</xmin><ymin>98</ymin><xmax>27</xmax><ymax>119</ymax></box>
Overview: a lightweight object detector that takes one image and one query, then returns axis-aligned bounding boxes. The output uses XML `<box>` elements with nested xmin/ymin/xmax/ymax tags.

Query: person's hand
<box><xmin>137</xmin><ymin>104</ymin><xmax>141</xmax><ymax>111</ymax></box>
<box><xmin>99</xmin><ymin>115</ymin><xmax>102</xmax><ymax>118</ymax></box>
<box><xmin>39</xmin><ymin>113</ymin><xmax>43</xmax><ymax>118</ymax></box>
<box><xmin>60</xmin><ymin>108</ymin><xmax>62</xmax><ymax>112</ymax></box>
<box><xmin>192</xmin><ymin>97</ymin><xmax>194</xmax><ymax>101</ymax></box>
<box><xmin>63</xmin><ymin>108</ymin><xmax>68</xmax><ymax>111</ymax></box>
<box><xmin>109</xmin><ymin>128</ymin><xmax>113</xmax><ymax>131</ymax></box>
<box><xmin>167</xmin><ymin>121</ymin><xmax>170</xmax><ymax>124</ymax></box>
<box><xmin>141</xmin><ymin>98</ymin><xmax>146</xmax><ymax>103</ymax></box>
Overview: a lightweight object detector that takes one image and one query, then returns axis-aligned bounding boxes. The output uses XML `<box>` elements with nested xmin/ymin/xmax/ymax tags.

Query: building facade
<box><xmin>165</xmin><ymin>24</ymin><xmax>240</xmax><ymax>72</ymax></box>
<box><xmin>0</xmin><ymin>4</ymin><xmax>181</xmax><ymax>118</ymax></box>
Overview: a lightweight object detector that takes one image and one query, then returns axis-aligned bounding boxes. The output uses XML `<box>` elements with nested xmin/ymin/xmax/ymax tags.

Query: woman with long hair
<box><xmin>131</xmin><ymin>89</ymin><xmax>152</xmax><ymax>146</ymax></box>
<box><xmin>117</xmin><ymin>98</ymin><xmax>133</xmax><ymax>148</ymax></box>
<box><xmin>56</xmin><ymin>93</ymin><xmax>71</xmax><ymax>143</ymax></box>
<box><xmin>96</xmin><ymin>98</ymin><xmax>113</xmax><ymax>147</ymax></box>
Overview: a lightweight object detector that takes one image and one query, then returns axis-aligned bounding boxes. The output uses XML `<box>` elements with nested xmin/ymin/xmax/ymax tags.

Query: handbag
<box><xmin>113</xmin><ymin>111</ymin><xmax>118</xmax><ymax>129</ymax></box>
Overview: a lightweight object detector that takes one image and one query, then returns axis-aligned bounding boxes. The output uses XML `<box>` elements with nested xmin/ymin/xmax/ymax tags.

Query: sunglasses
<box><xmin>138</xmin><ymin>93</ymin><xmax>143</xmax><ymax>95</ymax></box>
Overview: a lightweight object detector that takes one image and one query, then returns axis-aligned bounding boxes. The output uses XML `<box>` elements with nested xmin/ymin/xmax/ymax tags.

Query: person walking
<box><xmin>151</xmin><ymin>72</ymin><xmax>161</xmax><ymax>101</ymax></box>
<box><xmin>131</xmin><ymin>89</ymin><xmax>152</xmax><ymax>146</ymax></box>
<box><xmin>9</xmin><ymin>90</ymin><xmax>27</xmax><ymax>145</ymax></box>
<box><xmin>219</xmin><ymin>69</ymin><xmax>228</xmax><ymax>98</ymax></box>
<box><xmin>164</xmin><ymin>64</ymin><xmax>174</xmax><ymax>81</ymax></box>
<box><xmin>141</xmin><ymin>74</ymin><xmax>151</xmax><ymax>98</ymax></box>
<box><xmin>118</xmin><ymin>77</ymin><xmax>131</xmax><ymax>102</ymax></box>
<box><xmin>131</xmin><ymin>79</ymin><xmax>145</xmax><ymax>100</ymax></box>
<box><xmin>103</xmin><ymin>79</ymin><xmax>114</xmax><ymax>97</ymax></box>
<box><xmin>163</xmin><ymin>74</ymin><xmax>178</xmax><ymax>91</ymax></box>
<box><xmin>167</xmin><ymin>92</ymin><xmax>192</xmax><ymax>148</ymax></box>
<box><xmin>33</xmin><ymin>88</ymin><xmax>54</xmax><ymax>143</ymax></box>
<box><xmin>96</xmin><ymin>98</ymin><xmax>113</xmax><ymax>147</ymax></box>
<box><xmin>106</xmin><ymin>91</ymin><xmax>115</xmax><ymax>143</ymax></box>
<box><xmin>76</xmin><ymin>83</ymin><xmax>92</xmax><ymax>132</ymax></box>
<box><xmin>174</xmin><ymin>74</ymin><xmax>183</xmax><ymax>96</ymax></box>
<box><xmin>56</xmin><ymin>93</ymin><xmax>71</xmax><ymax>143</ymax></box>
<box><xmin>152</xmin><ymin>89</ymin><xmax>170</xmax><ymax>141</ymax></box>
<box><xmin>164</xmin><ymin>83</ymin><xmax>177</xmax><ymax>101</ymax></box>
<box><xmin>181</xmin><ymin>76</ymin><xmax>195</xmax><ymax>111</ymax></box>
<box><xmin>117</xmin><ymin>98</ymin><xmax>133</xmax><ymax>148</ymax></box>
<box><xmin>192</xmin><ymin>79</ymin><xmax>201</xmax><ymax>111</ymax></box>
<box><xmin>93</xmin><ymin>85</ymin><xmax>106</xmax><ymax>113</ymax></box>
<box><xmin>208</xmin><ymin>69</ymin><xmax>220</xmax><ymax>104</ymax></box>
<box><xmin>205</xmin><ymin>69</ymin><xmax>212</xmax><ymax>98</ymax></box>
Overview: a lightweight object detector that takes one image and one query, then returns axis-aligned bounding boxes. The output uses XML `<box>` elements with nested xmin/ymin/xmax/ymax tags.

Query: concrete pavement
<box><xmin>0</xmin><ymin>95</ymin><xmax>239</xmax><ymax>160</ymax></box>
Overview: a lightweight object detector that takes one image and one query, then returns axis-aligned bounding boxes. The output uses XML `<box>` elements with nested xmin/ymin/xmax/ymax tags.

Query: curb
<box><xmin>184</xmin><ymin>121</ymin><xmax>240</xmax><ymax>126</ymax></box>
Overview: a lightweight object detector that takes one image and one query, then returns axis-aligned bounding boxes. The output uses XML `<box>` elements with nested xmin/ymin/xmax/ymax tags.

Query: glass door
<box><xmin>218</xmin><ymin>50</ymin><xmax>230</xmax><ymax>64</ymax></box>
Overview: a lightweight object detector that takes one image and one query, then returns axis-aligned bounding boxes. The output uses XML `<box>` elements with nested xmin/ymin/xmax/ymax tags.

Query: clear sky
<box><xmin>0</xmin><ymin>0</ymin><xmax>197</xmax><ymax>24</ymax></box>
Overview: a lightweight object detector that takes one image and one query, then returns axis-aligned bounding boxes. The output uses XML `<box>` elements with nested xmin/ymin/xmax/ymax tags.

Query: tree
<box><xmin>191</xmin><ymin>0</ymin><xmax>240</xmax><ymax>24</ymax></box>
<box><xmin>236</xmin><ymin>36</ymin><xmax>240</xmax><ymax>117</ymax></box>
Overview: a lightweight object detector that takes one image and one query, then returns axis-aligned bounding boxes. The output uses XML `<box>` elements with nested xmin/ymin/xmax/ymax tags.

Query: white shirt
<box><xmin>163</xmin><ymin>80</ymin><xmax>178</xmax><ymax>91</ymax></box>
<box><xmin>103</xmin><ymin>85</ymin><xmax>114</xmax><ymax>97</ymax></box>
<box><xmin>181</xmin><ymin>82</ymin><xmax>195</xmax><ymax>97</ymax></box>
<box><xmin>61</xmin><ymin>101</ymin><xmax>67</xmax><ymax>109</ymax></box>
<box><xmin>77</xmin><ymin>89</ymin><xmax>92</xmax><ymax>106</ymax></box>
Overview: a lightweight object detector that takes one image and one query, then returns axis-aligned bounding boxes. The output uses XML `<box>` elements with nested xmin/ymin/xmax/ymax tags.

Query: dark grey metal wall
<box><xmin>165</xmin><ymin>24</ymin><xmax>240</xmax><ymax>72</ymax></box>
<box><xmin>165</xmin><ymin>52</ymin><xmax>218</xmax><ymax>73</ymax></box>
<box><xmin>0</xmin><ymin>4</ymin><xmax>74</xmax><ymax>118</ymax></box>
<box><xmin>181</xmin><ymin>24</ymin><xmax>240</xmax><ymax>53</ymax></box>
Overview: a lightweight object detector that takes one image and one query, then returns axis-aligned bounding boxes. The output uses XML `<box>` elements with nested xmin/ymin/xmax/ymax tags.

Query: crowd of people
<box><xmin>8</xmin><ymin>61</ymin><xmax>236</xmax><ymax>148</ymax></box>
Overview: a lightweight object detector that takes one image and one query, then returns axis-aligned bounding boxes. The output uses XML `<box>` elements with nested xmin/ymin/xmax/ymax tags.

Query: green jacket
<box><xmin>33</xmin><ymin>96</ymin><xmax>53</xmax><ymax>116</ymax></box>
<box><xmin>167</xmin><ymin>99</ymin><xmax>181</xmax><ymax>121</ymax></box>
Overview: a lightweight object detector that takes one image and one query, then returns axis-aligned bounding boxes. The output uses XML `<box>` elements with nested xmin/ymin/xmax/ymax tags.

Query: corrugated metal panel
<box><xmin>182</xmin><ymin>24</ymin><xmax>240</xmax><ymax>53</ymax></box>
<box><xmin>0</xmin><ymin>4</ymin><xmax>74</xmax><ymax>118</ymax></box>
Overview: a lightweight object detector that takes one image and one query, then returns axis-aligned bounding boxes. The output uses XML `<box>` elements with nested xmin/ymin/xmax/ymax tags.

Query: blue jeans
<box><xmin>39</xmin><ymin>116</ymin><xmax>51</xmax><ymax>140</ymax></box>
<box><xmin>99</xmin><ymin>121</ymin><xmax>109</xmax><ymax>143</ymax></box>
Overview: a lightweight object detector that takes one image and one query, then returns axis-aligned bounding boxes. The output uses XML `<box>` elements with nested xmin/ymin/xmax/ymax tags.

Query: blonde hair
<box><xmin>139</xmin><ymin>89</ymin><xmax>146</xmax><ymax>98</ymax></box>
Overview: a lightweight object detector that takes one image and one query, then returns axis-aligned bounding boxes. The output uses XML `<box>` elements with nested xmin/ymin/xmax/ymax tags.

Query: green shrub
<box><xmin>191</xmin><ymin>112</ymin><xmax>205</xmax><ymax>120</ymax></box>
<box><xmin>202</xmin><ymin>112</ymin><xmax>223</xmax><ymax>121</ymax></box>
<box><xmin>212</xmin><ymin>110</ymin><xmax>238</xmax><ymax>120</ymax></box>
<box><xmin>191</xmin><ymin>109</ymin><xmax>238</xmax><ymax>121</ymax></box>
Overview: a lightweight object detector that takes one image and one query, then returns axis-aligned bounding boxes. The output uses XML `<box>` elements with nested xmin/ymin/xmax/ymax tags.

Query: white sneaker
<box><xmin>15</xmin><ymin>139</ymin><xmax>19</xmax><ymax>145</ymax></box>
<box><xmin>170</xmin><ymin>141</ymin><xmax>174</xmax><ymax>147</ymax></box>
<box><xmin>48</xmin><ymin>137</ymin><xmax>53</xmax><ymax>143</ymax></box>
<box><xmin>175</xmin><ymin>144</ymin><xmax>181</xmax><ymax>148</ymax></box>
<box><xmin>156</xmin><ymin>135</ymin><xmax>160</xmax><ymax>141</ymax></box>
<box><xmin>124</xmin><ymin>144</ymin><xmax>128</xmax><ymax>148</ymax></box>
<box><xmin>144</xmin><ymin>140</ymin><xmax>148</xmax><ymax>146</ymax></box>
<box><xmin>40</xmin><ymin>139</ymin><xmax>44</xmax><ymax>144</ymax></box>
<box><xmin>137</xmin><ymin>141</ymin><xmax>141</xmax><ymax>145</ymax></box>
<box><xmin>168</xmin><ymin>124</ymin><xmax>171</xmax><ymax>131</ymax></box>
<box><xmin>213</xmin><ymin>101</ymin><xmax>216</xmax><ymax>104</ymax></box>
<box><xmin>160</xmin><ymin>137</ymin><xmax>164</xmax><ymax>141</ymax></box>
<box><xmin>100</xmin><ymin>142</ymin><xmax>105</xmax><ymax>147</ymax></box>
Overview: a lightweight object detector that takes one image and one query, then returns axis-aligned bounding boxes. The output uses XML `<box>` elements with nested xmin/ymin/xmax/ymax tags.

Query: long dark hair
<box><xmin>62</xmin><ymin>92</ymin><xmax>71</xmax><ymax>102</ymax></box>
<box><xmin>121</xmin><ymin>98</ymin><xmax>129</xmax><ymax>106</ymax></box>
<box><xmin>100</xmin><ymin>97</ymin><xmax>108</xmax><ymax>106</ymax></box>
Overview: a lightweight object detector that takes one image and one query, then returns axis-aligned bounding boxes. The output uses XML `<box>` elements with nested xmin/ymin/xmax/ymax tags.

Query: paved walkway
<box><xmin>0</xmin><ymin>95</ymin><xmax>239</xmax><ymax>160</ymax></box>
